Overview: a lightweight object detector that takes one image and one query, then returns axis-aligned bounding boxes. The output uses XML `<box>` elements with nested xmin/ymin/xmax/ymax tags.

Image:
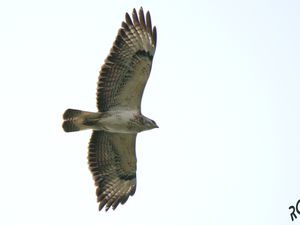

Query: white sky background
<box><xmin>0</xmin><ymin>0</ymin><xmax>299</xmax><ymax>224</ymax></box>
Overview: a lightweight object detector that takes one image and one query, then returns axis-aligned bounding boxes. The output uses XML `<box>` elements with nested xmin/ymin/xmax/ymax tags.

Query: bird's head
<box><xmin>143</xmin><ymin>117</ymin><xmax>159</xmax><ymax>130</ymax></box>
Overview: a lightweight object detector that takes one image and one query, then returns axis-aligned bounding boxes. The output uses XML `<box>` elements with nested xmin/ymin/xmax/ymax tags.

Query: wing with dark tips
<box><xmin>88</xmin><ymin>131</ymin><xmax>137</xmax><ymax>211</ymax></box>
<box><xmin>97</xmin><ymin>7</ymin><xmax>157</xmax><ymax>112</ymax></box>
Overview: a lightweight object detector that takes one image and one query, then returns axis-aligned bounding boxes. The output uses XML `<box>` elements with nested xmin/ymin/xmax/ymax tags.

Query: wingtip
<box><xmin>138</xmin><ymin>7</ymin><xmax>144</xmax><ymax>17</ymax></box>
<box><xmin>152</xmin><ymin>26</ymin><xmax>157</xmax><ymax>46</ymax></box>
<box><xmin>132</xmin><ymin>8</ymin><xmax>137</xmax><ymax>15</ymax></box>
<box><xmin>125</xmin><ymin>12</ymin><xmax>133</xmax><ymax>25</ymax></box>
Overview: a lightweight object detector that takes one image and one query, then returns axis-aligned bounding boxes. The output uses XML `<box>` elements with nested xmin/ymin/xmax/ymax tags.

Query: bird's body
<box><xmin>62</xmin><ymin>7</ymin><xmax>157</xmax><ymax>211</ymax></box>
<box><xmin>63</xmin><ymin>109</ymin><xmax>157</xmax><ymax>133</ymax></box>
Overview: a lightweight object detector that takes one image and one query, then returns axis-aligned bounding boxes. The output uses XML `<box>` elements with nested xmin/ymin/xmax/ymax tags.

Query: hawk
<box><xmin>62</xmin><ymin>7</ymin><xmax>158</xmax><ymax>211</ymax></box>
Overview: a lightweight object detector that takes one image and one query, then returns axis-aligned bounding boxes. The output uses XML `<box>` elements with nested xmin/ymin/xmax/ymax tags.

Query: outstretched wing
<box><xmin>97</xmin><ymin>7</ymin><xmax>157</xmax><ymax>112</ymax></box>
<box><xmin>88</xmin><ymin>131</ymin><xmax>137</xmax><ymax>211</ymax></box>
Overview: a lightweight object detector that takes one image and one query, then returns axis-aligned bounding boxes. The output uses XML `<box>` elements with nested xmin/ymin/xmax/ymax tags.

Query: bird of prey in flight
<box><xmin>62</xmin><ymin>7</ymin><xmax>158</xmax><ymax>211</ymax></box>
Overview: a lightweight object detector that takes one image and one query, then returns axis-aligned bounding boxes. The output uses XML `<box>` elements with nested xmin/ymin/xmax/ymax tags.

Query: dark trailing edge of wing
<box><xmin>118</xmin><ymin>173</ymin><xmax>136</xmax><ymax>180</ymax></box>
<box><xmin>136</xmin><ymin>49</ymin><xmax>154</xmax><ymax>60</ymax></box>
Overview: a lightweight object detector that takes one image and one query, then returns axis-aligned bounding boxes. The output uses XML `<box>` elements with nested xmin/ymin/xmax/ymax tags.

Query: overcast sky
<box><xmin>1</xmin><ymin>0</ymin><xmax>300</xmax><ymax>224</ymax></box>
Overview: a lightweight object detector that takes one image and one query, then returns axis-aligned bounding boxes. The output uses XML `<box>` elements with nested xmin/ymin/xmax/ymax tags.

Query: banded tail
<box><xmin>62</xmin><ymin>109</ymin><xmax>100</xmax><ymax>132</ymax></box>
